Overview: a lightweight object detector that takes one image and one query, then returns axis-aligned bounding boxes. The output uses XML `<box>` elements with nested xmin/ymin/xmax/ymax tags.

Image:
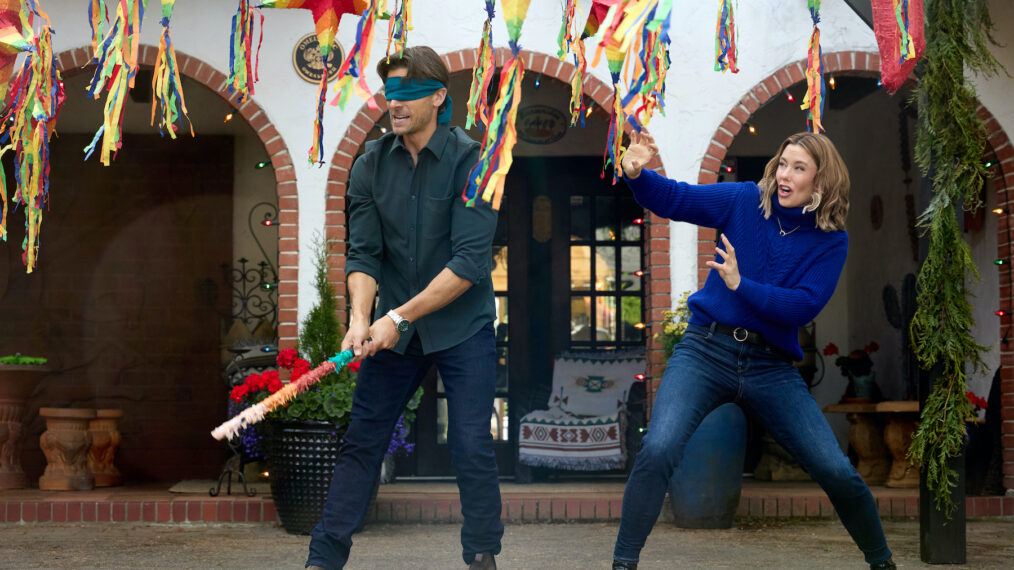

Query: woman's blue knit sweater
<box><xmin>627</xmin><ymin>169</ymin><xmax>848</xmax><ymax>361</ymax></box>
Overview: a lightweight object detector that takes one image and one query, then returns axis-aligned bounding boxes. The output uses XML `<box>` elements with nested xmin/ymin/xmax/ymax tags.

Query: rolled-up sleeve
<box><xmin>446</xmin><ymin>146</ymin><xmax>497</xmax><ymax>284</ymax></box>
<box><xmin>345</xmin><ymin>153</ymin><xmax>383</xmax><ymax>281</ymax></box>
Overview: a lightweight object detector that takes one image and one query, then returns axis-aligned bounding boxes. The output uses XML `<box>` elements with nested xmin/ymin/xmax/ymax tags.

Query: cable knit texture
<box><xmin>627</xmin><ymin>169</ymin><xmax>847</xmax><ymax>360</ymax></box>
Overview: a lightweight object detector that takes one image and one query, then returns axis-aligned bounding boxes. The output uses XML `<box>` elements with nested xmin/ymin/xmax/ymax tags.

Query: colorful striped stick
<box><xmin>714</xmin><ymin>0</ymin><xmax>737</xmax><ymax>73</ymax></box>
<box><xmin>800</xmin><ymin>0</ymin><xmax>825</xmax><ymax>133</ymax></box>
<box><xmin>211</xmin><ymin>349</ymin><xmax>355</xmax><ymax>441</ymax></box>
<box><xmin>151</xmin><ymin>0</ymin><xmax>193</xmax><ymax>139</ymax></box>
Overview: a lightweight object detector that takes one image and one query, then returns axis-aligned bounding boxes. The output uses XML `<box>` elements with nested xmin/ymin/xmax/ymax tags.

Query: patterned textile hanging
<box><xmin>258</xmin><ymin>0</ymin><xmax>367</xmax><ymax>164</ymax></box>
<box><xmin>0</xmin><ymin>0</ymin><xmax>65</xmax><ymax>272</ymax></box>
<box><xmin>460</xmin><ymin>0</ymin><xmax>531</xmax><ymax>210</ymax></box>
<box><xmin>714</xmin><ymin>0</ymin><xmax>737</xmax><ymax>73</ymax></box>
<box><xmin>84</xmin><ymin>0</ymin><xmax>149</xmax><ymax>165</ymax></box>
<box><xmin>465</xmin><ymin>0</ymin><xmax>496</xmax><ymax>131</ymax></box>
<box><xmin>227</xmin><ymin>0</ymin><xmax>264</xmax><ymax>104</ymax></box>
<box><xmin>151</xmin><ymin>0</ymin><xmax>193</xmax><ymax>139</ymax></box>
<box><xmin>800</xmin><ymin>0</ymin><xmax>825</xmax><ymax>132</ymax></box>
<box><xmin>871</xmin><ymin>0</ymin><xmax>924</xmax><ymax>93</ymax></box>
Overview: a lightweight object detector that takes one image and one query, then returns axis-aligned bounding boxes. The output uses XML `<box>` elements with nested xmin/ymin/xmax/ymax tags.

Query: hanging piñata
<box><xmin>714</xmin><ymin>0</ymin><xmax>737</xmax><ymax>73</ymax></box>
<box><xmin>465</xmin><ymin>0</ymin><xmax>495</xmax><ymax>131</ymax></box>
<box><xmin>461</xmin><ymin>0</ymin><xmax>532</xmax><ymax>210</ymax></box>
<box><xmin>0</xmin><ymin>0</ymin><xmax>65</xmax><ymax>272</ymax></box>
<box><xmin>870</xmin><ymin>0</ymin><xmax>924</xmax><ymax>93</ymax></box>
<box><xmin>228</xmin><ymin>0</ymin><xmax>263</xmax><ymax>104</ymax></box>
<box><xmin>256</xmin><ymin>0</ymin><xmax>367</xmax><ymax>164</ymax></box>
<box><xmin>84</xmin><ymin>0</ymin><xmax>148</xmax><ymax>165</ymax></box>
<box><xmin>151</xmin><ymin>0</ymin><xmax>192</xmax><ymax>139</ymax></box>
<box><xmin>328</xmin><ymin>0</ymin><xmax>381</xmax><ymax>112</ymax></box>
<box><xmin>800</xmin><ymin>0</ymin><xmax>825</xmax><ymax>132</ymax></box>
<box><xmin>211</xmin><ymin>350</ymin><xmax>354</xmax><ymax>440</ymax></box>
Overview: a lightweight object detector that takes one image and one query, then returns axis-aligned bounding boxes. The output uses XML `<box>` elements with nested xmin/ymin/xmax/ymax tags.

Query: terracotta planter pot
<box><xmin>39</xmin><ymin>408</ymin><xmax>96</xmax><ymax>491</ymax></box>
<box><xmin>88</xmin><ymin>409</ymin><xmax>124</xmax><ymax>487</ymax></box>
<box><xmin>0</xmin><ymin>365</ymin><xmax>51</xmax><ymax>490</ymax></box>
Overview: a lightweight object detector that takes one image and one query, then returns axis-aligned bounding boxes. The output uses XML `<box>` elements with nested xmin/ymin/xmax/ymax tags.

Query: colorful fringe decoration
<box><xmin>258</xmin><ymin>0</ymin><xmax>367</xmax><ymax>164</ymax></box>
<box><xmin>567</xmin><ymin>33</ymin><xmax>587</xmax><ymax>127</ymax></box>
<box><xmin>0</xmin><ymin>0</ymin><xmax>32</xmax><ymax>108</ymax></box>
<box><xmin>465</xmin><ymin>0</ymin><xmax>495</xmax><ymax>131</ymax></box>
<box><xmin>556</xmin><ymin>0</ymin><xmax>578</xmax><ymax>58</ymax></box>
<box><xmin>211</xmin><ymin>350</ymin><xmax>354</xmax><ymax>441</ymax></box>
<box><xmin>228</xmin><ymin>0</ymin><xmax>263</xmax><ymax>104</ymax></box>
<box><xmin>88</xmin><ymin>0</ymin><xmax>109</xmax><ymax>62</ymax></box>
<box><xmin>602</xmin><ymin>49</ymin><xmax>625</xmax><ymax>183</ymax></box>
<box><xmin>0</xmin><ymin>0</ymin><xmax>65</xmax><ymax>272</ymax></box>
<box><xmin>461</xmin><ymin>0</ymin><xmax>531</xmax><ymax>210</ymax></box>
<box><xmin>620</xmin><ymin>1</ymin><xmax>671</xmax><ymax>131</ymax></box>
<box><xmin>800</xmin><ymin>0</ymin><xmax>825</xmax><ymax>133</ymax></box>
<box><xmin>384</xmin><ymin>0</ymin><xmax>411</xmax><ymax>57</ymax></box>
<box><xmin>714</xmin><ymin>0</ymin><xmax>737</xmax><ymax>73</ymax></box>
<box><xmin>84</xmin><ymin>0</ymin><xmax>149</xmax><ymax>165</ymax></box>
<box><xmin>150</xmin><ymin>0</ymin><xmax>192</xmax><ymax>139</ymax></box>
<box><xmin>330</xmin><ymin>0</ymin><xmax>380</xmax><ymax>113</ymax></box>
<box><xmin>871</xmin><ymin>0</ymin><xmax>924</xmax><ymax>93</ymax></box>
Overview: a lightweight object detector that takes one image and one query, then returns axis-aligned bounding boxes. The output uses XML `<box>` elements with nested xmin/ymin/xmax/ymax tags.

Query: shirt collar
<box><xmin>388</xmin><ymin>124</ymin><xmax>451</xmax><ymax>161</ymax></box>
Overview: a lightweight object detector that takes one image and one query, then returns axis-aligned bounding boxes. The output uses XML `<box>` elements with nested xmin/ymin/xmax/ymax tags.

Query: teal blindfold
<box><xmin>384</xmin><ymin>77</ymin><xmax>453</xmax><ymax>124</ymax></box>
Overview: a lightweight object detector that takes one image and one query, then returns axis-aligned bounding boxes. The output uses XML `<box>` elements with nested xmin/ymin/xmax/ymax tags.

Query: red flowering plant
<box><xmin>966</xmin><ymin>391</ymin><xmax>988</xmax><ymax>414</ymax></box>
<box><xmin>823</xmin><ymin>341</ymin><xmax>879</xmax><ymax>378</ymax></box>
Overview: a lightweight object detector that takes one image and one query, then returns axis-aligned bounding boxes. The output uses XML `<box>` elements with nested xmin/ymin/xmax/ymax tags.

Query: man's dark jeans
<box><xmin>307</xmin><ymin>323</ymin><xmax>503</xmax><ymax>569</ymax></box>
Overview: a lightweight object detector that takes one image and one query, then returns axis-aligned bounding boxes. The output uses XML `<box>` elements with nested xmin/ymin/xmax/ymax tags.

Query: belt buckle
<box><xmin>732</xmin><ymin>327</ymin><xmax>749</xmax><ymax>342</ymax></box>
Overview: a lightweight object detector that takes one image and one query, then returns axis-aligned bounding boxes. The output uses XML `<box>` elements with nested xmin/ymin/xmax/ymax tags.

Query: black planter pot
<box><xmin>264</xmin><ymin>420</ymin><xmax>344</xmax><ymax>535</ymax></box>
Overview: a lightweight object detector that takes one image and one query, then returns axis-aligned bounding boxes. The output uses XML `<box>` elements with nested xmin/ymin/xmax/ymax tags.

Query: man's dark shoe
<box><xmin>870</xmin><ymin>559</ymin><xmax>896</xmax><ymax>570</ymax></box>
<box><xmin>613</xmin><ymin>561</ymin><xmax>638</xmax><ymax>570</ymax></box>
<box><xmin>469</xmin><ymin>552</ymin><xmax>496</xmax><ymax>570</ymax></box>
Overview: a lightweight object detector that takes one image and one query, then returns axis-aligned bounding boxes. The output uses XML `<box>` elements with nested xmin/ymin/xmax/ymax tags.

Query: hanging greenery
<box><xmin>907</xmin><ymin>0</ymin><xmax>1004</xmax><ymax>516</ymax></box>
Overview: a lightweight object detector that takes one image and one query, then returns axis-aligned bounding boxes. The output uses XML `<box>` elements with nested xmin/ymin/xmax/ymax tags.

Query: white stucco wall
<box><xmin>39</xmin><ymin>1</ymin><xmax>1014</xmax><ymax>344</ymax></box>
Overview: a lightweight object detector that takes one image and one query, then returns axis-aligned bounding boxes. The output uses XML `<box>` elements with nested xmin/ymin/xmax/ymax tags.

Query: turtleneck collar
<box><xmin>770</xmin><ymin>195</ymin><xmax>818</xmax><ymax>231</ymax></box>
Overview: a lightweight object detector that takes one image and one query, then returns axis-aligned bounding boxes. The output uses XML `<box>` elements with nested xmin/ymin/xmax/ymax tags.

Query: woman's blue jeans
<box><xmin>307</xmin><ymin>323</ymin><xmax>503</xmax><ymax>569</ymax></box>
<box><xmin>613</xmin><ymin>324</ymin><xmax>892</xmax><ymax>565</ymax></box>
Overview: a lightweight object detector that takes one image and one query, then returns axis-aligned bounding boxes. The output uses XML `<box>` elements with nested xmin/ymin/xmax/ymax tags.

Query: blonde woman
<box><xmin>612</xmin><ymin>132</ymin><xmax>895</xmax><ymax>570</ymax></box>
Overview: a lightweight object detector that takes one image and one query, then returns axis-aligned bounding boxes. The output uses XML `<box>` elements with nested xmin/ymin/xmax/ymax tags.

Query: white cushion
<box><xmin>547</xmin><ymin>355</ymin><xmax>644</xmax><ymax>417</ymax></box>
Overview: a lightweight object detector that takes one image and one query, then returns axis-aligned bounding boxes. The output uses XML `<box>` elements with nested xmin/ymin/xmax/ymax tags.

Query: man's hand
<box><xmin>621</xmin><ymin>131</ymin><xmax>659</xmax><ymax>179</ymax></box>
<box><xmin>705</xmin><ymin>234</ymin><xmax>741</xmax><ymax>291</ymax></box>
<box><xmin>367</xmin><ymin>314</ymin><xmax>401</xmax><ymax>353</ymax></box>
<box><xmin>342</xmin><ymin>319</ymin><xmax>373</xmax><ymax>362</ymax></box>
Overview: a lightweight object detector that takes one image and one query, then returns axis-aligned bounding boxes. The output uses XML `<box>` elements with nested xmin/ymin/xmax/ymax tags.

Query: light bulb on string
<box><xmin>829</xmin><ymin>75</ymin><xmax>836</xmax><ymax>89</ymax></box>
<box><xmin>992</xmin><ymin>208</ymin><xmax>1007</xmax><ymax>215</ymax></box>
<box><xmin>784</xmin><ymin>91</ymin><xmax>795</xmax><ymax>103</ymax></box>
<box><xmin>996</xmin><ymin>309</ymin><xmax>1008</xmax><ymax>317</ymax></box>
<box><xmin>747</xmin><ymin>124</ymin><xmax>757</xmax><ymax>134</ymax></box>
<box><xmin>224</xmin><ymin>112</ymin><xmax>234</xmax><ymax>123</ymax></box>
<box><xmin>255</xmin><ymin>160</ymin><xmax>270</xmax><ymax>169</ymax></box>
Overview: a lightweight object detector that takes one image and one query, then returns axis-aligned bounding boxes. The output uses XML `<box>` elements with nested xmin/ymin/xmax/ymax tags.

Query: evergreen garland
<box><xmin>908</xmin><ymin>0</ymin><xmax>1004</xmax><ymax>516</ymax></box>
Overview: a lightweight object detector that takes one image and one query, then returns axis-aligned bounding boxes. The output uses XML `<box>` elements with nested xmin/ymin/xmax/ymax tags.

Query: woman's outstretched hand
<box><xmin>621</xmin><ymin>131</ymin><xmax>659</xmax><ymax>179</ymax></box>
<box><xmin>706</xmin><ymin>234</ymin><xmax>741</xmax><ymax>291</ymax></box>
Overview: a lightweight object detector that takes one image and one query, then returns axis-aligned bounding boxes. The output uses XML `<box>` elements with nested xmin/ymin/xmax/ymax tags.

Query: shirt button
<box><xmin>409</xmin><ymin>256</ymin><xmax>415</xmax><ymax>262</ymax></box>
<box><xmin>411</xmin><ymin>194</ymin><xmax>416</xmax><ymax>200</ymax></box>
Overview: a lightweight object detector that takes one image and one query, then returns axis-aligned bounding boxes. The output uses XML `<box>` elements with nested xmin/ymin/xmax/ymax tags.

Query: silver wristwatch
<box><xmin>386</xmin><ymin>309</ymin><xmax>410</xmax><ymax>333</ymax></box>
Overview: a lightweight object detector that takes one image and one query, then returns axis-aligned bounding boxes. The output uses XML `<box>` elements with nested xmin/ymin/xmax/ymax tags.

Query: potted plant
<box><xmin>0</xmin><ymin>353</ymin><xmax>50</xmax><ymax>489</ymax></box>
<box><xmin>380</xmin><ymin>386</ymin><xmax>422</xmax><ymax>484</ymax></box>
<box><xmin>824</xmin><ymin>341</ymin><xmax>881</xmax><ymax>402</ymax></box>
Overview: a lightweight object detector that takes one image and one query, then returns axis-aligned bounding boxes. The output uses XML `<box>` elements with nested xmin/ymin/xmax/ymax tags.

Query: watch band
<box><xmin>386</xmin><ymin>309</ymin><xmax>410</xmax><ymax>333</ymax></box>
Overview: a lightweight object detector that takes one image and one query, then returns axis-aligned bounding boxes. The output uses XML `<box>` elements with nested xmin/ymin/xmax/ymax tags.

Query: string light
<box><xmin>633</xmin><ymin>270</ymin><xmax>646</xmax><ymax>277</ymax></box>
<box><xmin>261</xmin><ymin>282</ymin><xmax>277</xmax><ymax>291</ymax></box>
<box><xmin>996</xmin><ymin>309</ymin><xmax>1008</xmax><ymax>317</ymax></box>
<box><xmin>255</xmin><ymin>160</ymin><xmax>270</xmax><ymax>169</ymax></box>
<box><xmin>995</xmin><ymin>259</ymin><xmax>1009</xmax><ymax>266</ymax></box>
<box><xmin>634</xmin><ymin>322</ymin><xmax>646</xmax><ymax>329</ymax></box>
<box><xmin>224</xmin><ymin>112</ymin><xmax>234</xmax><ymax>123</ymax></box>
<box><xmin>379</xmin><ymin>127</ymin><xmax>388</xmax><ymax>134</ymax></box>
<box><xmin>634</xmin><ymin>373</ymin><xmax>650</xmax><ymax>381</ymax></box>
<box><xmin>828</xmin><ymin>75</ymin><xmax>836</xmax><ymax>89</ymax></box>
<box><xmin>784</xmin><ymin>91</ymin><xmax>795</xmax><ymax>103</ymax></box>
<box><xmin>723</xmin><ymin>164</ymin><xmax>733</xmax><ymax>173</ymax></box>
<box><xmin>586</xmin><ymin>107</ymin><xmax>594</xmax><ymax>118</ymax></box>
<box><xmin>992</xmin><ymin>207</ymin><xmax>1007</xmax><ymax>215</ymax></box>
<box><xmin>632</xmin><ymin>218</ymin><xmax>644</xmax><ymax>225</ymax></box>
<box><xmin>535</xmin><ymin>74</ymin><xmax>541</xmax><ymax>88</ymax></box>
<box><xmin>747</xmin><ymin>123</ymin><xmax>757</xmax><ymax>134</ymax></box>
<box><xmin>985</xmin><ymin>161</ymin><xmax>994</xmax><ymax>168</ymax></box>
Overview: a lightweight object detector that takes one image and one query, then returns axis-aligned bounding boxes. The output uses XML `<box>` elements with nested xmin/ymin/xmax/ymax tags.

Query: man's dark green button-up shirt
<box><xmin>345</xmin><ymin>124</ymin><xmax>498</xmax><ymax>355</ymax></box>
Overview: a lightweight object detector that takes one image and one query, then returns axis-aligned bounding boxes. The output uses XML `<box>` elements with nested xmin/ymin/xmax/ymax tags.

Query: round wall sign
<box><xmin>517</xmin><ymin>105</ymin><xmax>568</xmax><ymax>145</ymax></box>
<box><xmin>292</xmin><ymin>34</ymin><xmax>344</xmax><ymax>84</ymax></box>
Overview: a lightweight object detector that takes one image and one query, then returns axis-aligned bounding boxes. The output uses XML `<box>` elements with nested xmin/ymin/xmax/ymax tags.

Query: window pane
<box><xmin>570</xmin><ymin>246</ymin><xmax>591</xmax><ymax>290</ymax></box>
<box><xmin>595</xmin><ymin>196</ymin><xmax>617</xmax><ymax>241</ymax></box>
<box><xmin>620</xmin><ymin>246</ymin><xmax>641</xmax><ymax>291</ymax></box>
<box><xmin>620</xmin><ymin>198</ymin><xmax>644</xmax><ymax>241</ymax></box>
<box><xmin>595</xmin><ymin>246</ymin><xmax>617</xmax><ymax>291</ymax></box>
<box><xmin>621</xmin><ymin>296</ymin><xmax>644</xmax><ymax>342</ymax></box>
<box><xmin>492</xmin><ymin>397</ymin><xmax>509</xmax><ymax>441</ymax></box>
<box><xmin>571</xmin><ymin>296</ymin><xmax>592</xmax><ymax>341</ymax></box>
<box><xmin>437</xmin><ymin>397</ymin><xmax>448</xmax><ymax>444</ymax></box>
<box><xmin>595</xmin><ymin>296</ymin><xmax>617</xmax><ymax>341</ymax></box>
<box><xmin>494</xmin><ymin>296</ymin><xmax>508</xmax><ymax>342</ymax></box>
<box><xmin>570</xmin><ymin>195</ymin><xmax>590</xmax><ymax>241</ymax></box>
<box><xmin>491</xmin><ymin>246</ymin><xmax>508</xmax><ymax>292</ymax></box>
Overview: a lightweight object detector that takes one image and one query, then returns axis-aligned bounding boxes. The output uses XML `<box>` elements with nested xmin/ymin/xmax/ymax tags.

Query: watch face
<box><xmin>397</xmin><ymin>320</ymin><xmax>410</xmax><ymax>333</ymax></box>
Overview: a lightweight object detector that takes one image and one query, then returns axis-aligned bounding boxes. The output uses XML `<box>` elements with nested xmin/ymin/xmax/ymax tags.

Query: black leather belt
<box><xmin>708</xmin><ymin>322</ymin><xmax>792</xmax><ymax>361</ymax></box>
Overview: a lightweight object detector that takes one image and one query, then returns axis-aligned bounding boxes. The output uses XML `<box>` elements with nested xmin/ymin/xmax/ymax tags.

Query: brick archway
<box><xmin>702</xmin><ymin>50</ymin><xmax>1014</xmax><ymax>490</ymax></box>
<box><xmin>54</xmin><ymin>46</ymin><xmax>300</xmax><ymax>345</ymax></box>
<box><xmin>325</xmin><ymin>47</ymin><xmax>671</xmax><ymax>401</ymax></box>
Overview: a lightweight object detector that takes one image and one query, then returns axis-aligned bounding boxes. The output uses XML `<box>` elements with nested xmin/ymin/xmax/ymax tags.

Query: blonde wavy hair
<box><xmin>757</xmin><ymin>132</ymin><xmax>850</xmax><ymax>232</ymax></box>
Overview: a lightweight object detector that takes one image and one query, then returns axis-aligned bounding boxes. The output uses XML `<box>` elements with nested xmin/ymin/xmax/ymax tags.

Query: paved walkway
<box><xmin>2</xmin><ymin>519</ymin><xmax>1013</xmax><ymax>569</ymax></box>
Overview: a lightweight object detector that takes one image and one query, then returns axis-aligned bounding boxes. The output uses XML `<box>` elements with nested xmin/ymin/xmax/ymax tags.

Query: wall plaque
<box><xmin>292</xmin><ymin>34</ymin><xmax>344</xmax><ymax>84</ymax></box>
<box><xmin>517</xmin><ymin>104</ymin><xmax>568</xmax><ymax>145</ymax></box>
